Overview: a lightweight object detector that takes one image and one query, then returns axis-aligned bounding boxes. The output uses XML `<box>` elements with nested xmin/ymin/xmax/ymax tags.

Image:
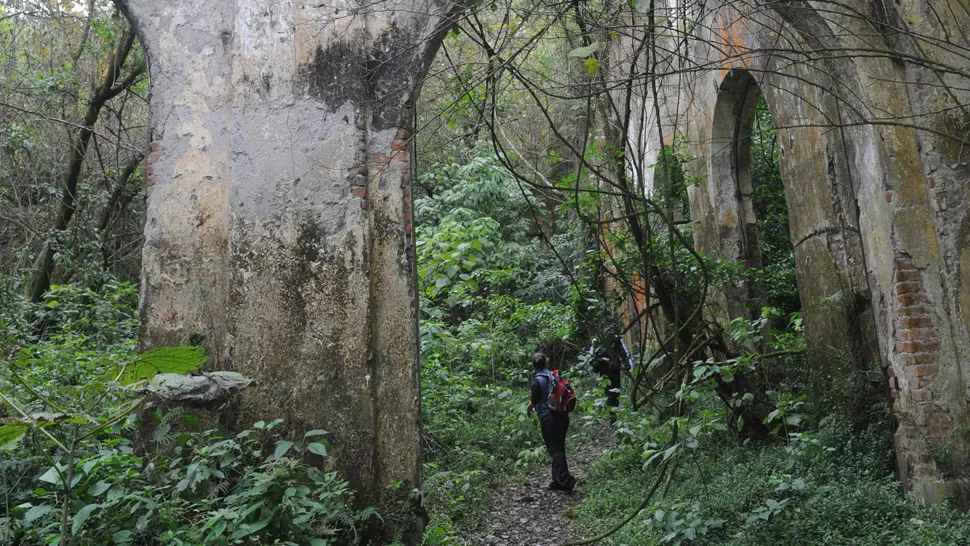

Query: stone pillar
<box><xmin>118</xmin><ymin>0</ymin><xmax>454</xmax><ymax>505</ymax></box>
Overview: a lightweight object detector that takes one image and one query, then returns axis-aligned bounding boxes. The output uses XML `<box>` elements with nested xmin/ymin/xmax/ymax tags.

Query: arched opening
<box><xmin>710</xmin><ymin>69</ymin><xmax>796</xmax><ymax>321</ymax></box>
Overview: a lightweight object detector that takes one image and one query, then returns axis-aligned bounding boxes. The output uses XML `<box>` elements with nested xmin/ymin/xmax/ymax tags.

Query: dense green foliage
<box><xmin>4</xmin><ymin>1</ymin><xmax>969</xmax><ymax>545</ymax></box>
<box><xmin>576</xmin><ymin>414</ymin><xmax>970</xmax><ymax>545</ymax></box>
<box><xmin>414</xmin><ymin>151</ymin><xmax>595</xmax><ymax>536</ymax></box>
<box><xmin>0</xmin><ymin>284</ymin><xmax>372</xmax><ymax>545</ymax></box>
<box><xmin>749</xmin><ymin>95</ymin><xmax>798</xmax><ymax>317</ymax></box>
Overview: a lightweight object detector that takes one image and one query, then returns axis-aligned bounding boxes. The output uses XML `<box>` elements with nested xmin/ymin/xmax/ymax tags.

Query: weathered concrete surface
<box><xmin>118</xmin><ymin>0</ymin><xmax>455</xmax><ymax>505</ymax></box>
<box><xmin>657</xmin><ymin>0</ymin><xmax>970</xmax><ymax>504</ymax></box>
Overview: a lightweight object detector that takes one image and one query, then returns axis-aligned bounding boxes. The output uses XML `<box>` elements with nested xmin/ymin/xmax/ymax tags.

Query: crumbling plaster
<box><xmin>118</xmin><ymin>0</ymin><xmax>455</xmax><ymax>503</ymax></box>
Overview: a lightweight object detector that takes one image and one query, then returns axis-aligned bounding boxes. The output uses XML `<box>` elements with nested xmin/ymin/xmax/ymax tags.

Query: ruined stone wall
<box><xmin>123</xmin><ymin>0</ymin><xmax>970</xmax><ymax>510</ymax></box>
<box><xmin>118</xmin><ymin>0</ymin><xmax>456</xmax><ymax>504</ymax></box>
<box><xmin>663</xmin><ymin>0</ymin><xmax>970</xmax><ymax>503</ymax></box>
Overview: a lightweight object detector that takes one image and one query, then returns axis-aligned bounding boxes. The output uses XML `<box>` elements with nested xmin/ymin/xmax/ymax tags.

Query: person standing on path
<box><xmin>527</xmin><ymin>352</ymin><xmax>576</xmax><ymax>492</ymax></box>
<box><xmin>590</xmin><ymin>334</ymin><xmax>634</xmax><ymax>409</ymax></box>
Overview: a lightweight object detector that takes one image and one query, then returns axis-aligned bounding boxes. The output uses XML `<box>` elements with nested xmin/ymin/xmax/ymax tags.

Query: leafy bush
<box><xmin>574</xmin><ymin>416</ymin><xmax>970</xmax><ymax>545</ymax></box>
<box><xmin>5</xmin><ymin>418</ymin><xmax>370</xmax><ymax>545</ymax></box>
<box><xmin>0</xmin><ymin>279</ymin><xmax>372</xmax><ymax>545</ymax></box>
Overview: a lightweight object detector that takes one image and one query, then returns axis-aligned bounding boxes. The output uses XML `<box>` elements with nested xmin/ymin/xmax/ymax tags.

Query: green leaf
<box><xmin>24</xmin><ymin>504</ymin><xmax>52</xmax><ymax>526</ymax></box>
<box><xmin>38</xmin><ymin>465</ymin><xmax>64</xmax><ymax>485</ymax></box>
<box><xmin>0</xmin><ymin>422</ymin><xmax>28</xmax><ymax>450</ymax></box>
<box><xmin>303</xmin><ymin>429</ymin><xmax>329</xmax><ymax>438</ymax></box>
<box><xmin>73</xmin><ymin>503</ymin><xmax>100</xmax><ymax>535</ymax></box>
<box><xmin>88</xmin><ymin>482</ymin><xmax>111</xmax><ymax>497</ymax></box>
<box><xmin>229</xmin><ymin>513</ymin><xmax>273</xmax><ymax>540</ymax></box>
<box><xmin>117</xmin><ymin>346</ymin><xmax>207</xmax><ymax>385</ymax></box>
<box><xmin>567</xmin><ymin>42</ymin><xmax>599</xmax><ymax>57</ymax></box>
<box><xmin>583</xmin><ymin>57</ymin><xmax>600</xmax><ymax>78</ymax></box>
<box><xmin>309</xmin><ymin>539</ymin><xmax>330</xmax><ymax>546</ymax></box>
<box><xmin>308</xmin><ymin>441</ymin><xmax>328</xmax><ymax>457</ymax></box>
<box><xmin>274</xmin><ymin>440</ymin><xmax>294</xmax><ymax>460</ymax></box>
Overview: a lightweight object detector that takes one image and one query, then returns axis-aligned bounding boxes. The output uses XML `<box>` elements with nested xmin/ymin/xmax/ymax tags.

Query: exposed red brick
<box><xmin>395</xmin><ymin>128</ymin><xmax>409</xmax><ymax>140</ymax></box>
<box><xmin>151</xmin><ymin>142</ymin><xmax>162</xmax><ymax>152</ymax></box>
<box><xmin>895</xmin><ymin>340</ymin><xmax>940</xmax><ymax>353</ymax></box>
<box><xmin>894</xmin><ymin>281</ymin><xmax>922</xmax><ymax>295</ymax></box>
<box><xmin>391</xmin><ymin>139</ymin><xmax>408</xmax><ymax>152</ymax></box>
<box><xmin>889</xmin><ymin>377</ymin><xmax>897</xmax><ymax>389</ymax></box>
<box><xmin>912</xmin><ymin>364</ymin><xmax>939</xmax><ymax>377</ymax></box>
<box><xmin>910</xmin><ymin>376</ymin><xmax>934</xmax><ymax>389</ymax></box>
<box><xmin>899</xmin><ymin>316</ymin><xmax>934</xmax><ymax>329</ymax></box>
<box><xmin>897</xmin><ymin>305</ymin><xmax>932</xmax><ymax>316</ymax></box>
<box><xmin>897</xmin><ymin>293</ymin><xmax>926</xmax><ymax>306</ymax></box>
<box><xmin>886</xmin><ymin>191</ymin><xmax>894</xmax><ymax>202</ymax></box>
<box><xmin>371</xmin><ymin>155</ymin><xmax>390</xmax><ymax>165</ymax></box>
<box><xmin>895</xmin><ymin>255</ymin><xmax>918</xmax><ymax>271</ymax></box>
<box><xmin>896</xmin><ymin>328</ymin><xmax>939</xmax><ymax>342</ymax></box>
<box><xmin>895</xmin><ymin>270</ymin><xmax>922</xmax><ymax>282</ymax></box>
<box><xmin>351</xmin><ymin>187</ymin><xmax>367</xmax><ymax>198</ymax></box>
<box><xmin>898</xmin><ymin>353</ymin><xmax>939</xmax><ymax>365</ymax></box>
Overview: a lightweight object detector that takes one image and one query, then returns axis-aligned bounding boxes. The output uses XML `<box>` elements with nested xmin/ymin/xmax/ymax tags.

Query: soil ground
<box><xmin>470</xmin><ymin>425</ymin><xmax>612</xmax><ymax>546</ymax></box>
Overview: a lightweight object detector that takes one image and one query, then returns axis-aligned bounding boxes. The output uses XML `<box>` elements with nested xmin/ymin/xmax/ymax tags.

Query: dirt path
<box><xmin>471</xmin><ymin>427</ymin><xmax>611</xmax><ymax>546</ymax></box>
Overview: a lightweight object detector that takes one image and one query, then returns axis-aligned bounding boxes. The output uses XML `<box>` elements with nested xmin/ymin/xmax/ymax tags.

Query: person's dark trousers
<box><xmin>539</xmin><ymin>412</ymin><xmax>576</xmax><ymax>490</ymax></box>
<box><xmin>604</xmin><ymin>368</ymin><xmax>621</xmax><ymax>408</ymax></box>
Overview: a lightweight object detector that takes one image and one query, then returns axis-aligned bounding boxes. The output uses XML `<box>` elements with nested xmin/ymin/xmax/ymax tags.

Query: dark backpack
<box><xmin>542</xmin><ymin>369</ymin><xmax>577</xmax><ymax>414</ymax></box>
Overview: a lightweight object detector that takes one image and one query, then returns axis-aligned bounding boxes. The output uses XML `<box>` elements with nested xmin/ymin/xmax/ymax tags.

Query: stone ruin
<box><xmin>120</xmin><ymin>0</ymin><xmax>970</xmax><ymax>506</ymax></box>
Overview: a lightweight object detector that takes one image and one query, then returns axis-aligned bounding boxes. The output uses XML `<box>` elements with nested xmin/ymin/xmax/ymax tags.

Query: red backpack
<box><xmin>544</xmin><ymin>369</ymin><xmax>577</xmax><ymax>414</ymax></box>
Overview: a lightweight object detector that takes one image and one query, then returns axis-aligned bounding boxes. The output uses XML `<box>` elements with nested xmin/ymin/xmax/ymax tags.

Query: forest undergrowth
<box><xmin>5</xmin><ymin>1</ymin><xmax>970</xmax><ymax>544</ymax></box>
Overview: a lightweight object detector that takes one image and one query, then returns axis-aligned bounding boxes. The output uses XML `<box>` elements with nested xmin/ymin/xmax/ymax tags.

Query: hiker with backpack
<box><xmin>527</xmin><ymin>352</ymin><xmax>577</xmax><ymax>492</ymax></box>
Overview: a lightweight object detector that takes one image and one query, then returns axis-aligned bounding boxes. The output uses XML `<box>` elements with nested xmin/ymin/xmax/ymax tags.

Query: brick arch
<box><xmin>765</xmin><ymin>0</ymin><xmax>970</xmax><ymax>503</ymax></box>
<box><xmin>689</xmin><ymin>0</ymin><xmax>970</xmax><ymax>504</ymax></box>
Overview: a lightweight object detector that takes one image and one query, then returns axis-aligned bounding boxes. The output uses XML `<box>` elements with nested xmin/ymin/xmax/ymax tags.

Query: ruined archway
<box><xmin>709</xmin><ymin>69</ymin><xmax>799</xmax><ymax>321</ymax></box>
<box><xmin>121</xmin><ymin>0</ymin><xmax>970</xmax><ymax>512</ymax></box>
<box><xmin>682</xmin><ymin>0</ymin><xmax>970</xmax><ymax>504</ymax></box>
<box><xmin>709</xmin><ymin>68</ymin><xmax>767</xmax><ymax>319</ymax></box>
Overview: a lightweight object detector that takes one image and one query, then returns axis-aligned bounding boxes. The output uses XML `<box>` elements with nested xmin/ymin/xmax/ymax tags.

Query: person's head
<box><xmin>532</xmin><ymin>352</ymin><xmax>548</xmax><ymax>371</ymax></box>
